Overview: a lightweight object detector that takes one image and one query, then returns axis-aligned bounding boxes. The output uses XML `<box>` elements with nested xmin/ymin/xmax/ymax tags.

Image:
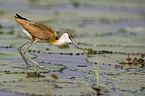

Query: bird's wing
<box><xmin>26</xmin><ymin>22</ymin><xmax>56</xmax><ymax>40</ymax></box>
<box><xmin>15</xmin><ymin>18</ymin><xmax>56</xmax><ymax>40</ymax></box>
<box><xmin>14</xmin><ymin>14</ymin><xmax>57</xmax><ymax>40</ymax></box>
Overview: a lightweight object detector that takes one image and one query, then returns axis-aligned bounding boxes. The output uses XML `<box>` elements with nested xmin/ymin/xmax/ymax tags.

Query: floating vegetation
<box><xmin>70</xmin><ymin>0</ymin><xmax>80</xmax><ymax>8</ymax></box>
<box><xmin>51</xmin><ymin>73</ymin><xmax>58</xmax><ymax>79</ymax></box>
<box><xmin>1</xmin><ymin>0</ymin><xmax>145</xmax><ymax>95</ymax></box>
<box><xmin>27</xmin><ymin>72</ymin><xmax>46</xmax><ymax>77</ymax></box>
<box><xmin>58</xmin><ymin>44</ymin><xmax>69</xmax><ymax>49</ymax></box>
<box><xmin>77</xmin><ymin>65</ymin><xmax>87</xmax><ymax>67</ymax></box>
<box><xmin>120</xmin><ymin>54</ymin><xmax>145</xmax><ymax>67</ymax></box>
<box><xmin>0</xmin><ymin>46</ymin><xmax>12</xmax><ymax>48</ymax></box>
<box><xmin>51</xmin><ymin>73</ymin><xmax>58</xmax><ymax>87</ymax></box>
<box><xmin>91</xmin><ymin>86</ymin><xmax>101</xmax><ymax>95</ymax></box>
<box><xmin>85</xmin><ymin>48</ymin><xmax>95</xmax><ymax>54</ymax></box>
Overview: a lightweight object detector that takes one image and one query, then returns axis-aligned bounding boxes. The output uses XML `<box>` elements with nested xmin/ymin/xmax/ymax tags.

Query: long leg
<box><xmin>18</xmin><ymin>39</ymin><xmax>51</xmax><ymax>70</ymax></box>
<box><xmin>17</xmin><ymin>39</ymin><xmax>31</xmax><ymax>68</ymax></box>
<box><xmin>22</xmin><ymin>42</ymin><xmax>45</xmax><ymax>68</ymax></box>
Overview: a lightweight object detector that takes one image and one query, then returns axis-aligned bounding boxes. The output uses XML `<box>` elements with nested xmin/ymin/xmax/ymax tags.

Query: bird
<box><xmin>14</xmin><ymin>13</ymin><xmax>79</xmax><ymax>69</ymax></box>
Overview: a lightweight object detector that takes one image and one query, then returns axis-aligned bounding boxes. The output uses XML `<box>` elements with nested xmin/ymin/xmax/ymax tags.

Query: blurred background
<box><xmin>0</xmin><ymin>0</ymin><xmax>145</xmax><ymax>96</ymax></box>
<box><xmin>0</xmin><ymin>0</ymin><xmax>145</xmax><ymax>51</ymax></box>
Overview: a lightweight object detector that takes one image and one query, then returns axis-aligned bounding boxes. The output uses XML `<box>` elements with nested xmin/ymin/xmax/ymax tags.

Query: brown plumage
<box><xmin>17</xmin><ymin>20</ymin><xmax>56</xmax><ymax>39</ymax></box>
<box><xmin>14</xmin><ymin>14</ymin><xmax>79</xmax><ymax>69</ymax></box>
<box><xmin>15</xmin><ymin>14</ymin><xmax>57</xmax><ymax>43</ymax></box>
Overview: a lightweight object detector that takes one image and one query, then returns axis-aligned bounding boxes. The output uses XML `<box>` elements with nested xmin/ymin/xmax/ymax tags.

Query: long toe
<box><xmin>36</xmin><ymin>65</ymin><xmax>46</xmax><ymax>69</ymax></box>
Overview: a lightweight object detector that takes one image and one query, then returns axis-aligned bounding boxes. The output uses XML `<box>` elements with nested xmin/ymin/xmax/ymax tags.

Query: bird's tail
<box><xmin>14</xmin><ymin>13</ymin><xmax>28</xmax><ymax>20</ymax></box>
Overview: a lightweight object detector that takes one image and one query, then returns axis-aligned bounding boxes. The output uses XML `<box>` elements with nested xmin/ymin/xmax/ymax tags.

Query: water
<box><xmin>0</xmin><ymin>0</ymin><xmax>145</xmax><ymax>95</ymax></box>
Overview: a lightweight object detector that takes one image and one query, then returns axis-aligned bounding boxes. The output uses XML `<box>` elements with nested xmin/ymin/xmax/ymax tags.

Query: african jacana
<box><xmin>14</xmin><ymin>14</ymin><xmax>79</xmax><ymax>69</ymax></box>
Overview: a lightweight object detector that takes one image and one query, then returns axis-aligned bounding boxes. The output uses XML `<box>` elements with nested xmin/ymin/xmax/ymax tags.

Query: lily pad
<box><xmin>0</xmin><ymin>0</ymin><xmax>145</xmax><ymax>95</ymax></box>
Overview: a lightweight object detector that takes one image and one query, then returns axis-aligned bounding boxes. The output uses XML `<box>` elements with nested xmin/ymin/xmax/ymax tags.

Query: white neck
<box><xmin>54</xmin><ymin>33</ymin><xmax>72</xmax><ymax>46</ymax></box>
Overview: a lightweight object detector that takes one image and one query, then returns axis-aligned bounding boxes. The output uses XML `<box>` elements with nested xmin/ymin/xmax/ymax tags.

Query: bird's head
<box><xmin>60</xmin><ymin>32</ymin><xmax>79</xmax><ymax>47</ymax></box>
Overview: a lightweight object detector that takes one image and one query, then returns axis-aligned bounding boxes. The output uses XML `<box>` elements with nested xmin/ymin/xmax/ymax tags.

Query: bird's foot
<box><xmin>37</xmin><ymin>65</ymin><xmax>45</xmax><ymax>69</ymax></box>
<box><xmin>35</xmin><ymin>65</ymin><xmax>49</xmax><ymax>70</ymax></box>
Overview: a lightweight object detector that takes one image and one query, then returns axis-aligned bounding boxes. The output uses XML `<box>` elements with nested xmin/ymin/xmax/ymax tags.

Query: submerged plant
<box><xmin>91</xmin><ymin>60</ymin><xmax>101</xmax><ymax>95</ymax></box>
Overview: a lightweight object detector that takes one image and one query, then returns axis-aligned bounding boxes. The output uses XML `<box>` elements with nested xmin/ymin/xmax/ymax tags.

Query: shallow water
<box><xmin>0</xmin><ymin>0</ymin><xmax>145</xmax><ymax>96</ymax></box>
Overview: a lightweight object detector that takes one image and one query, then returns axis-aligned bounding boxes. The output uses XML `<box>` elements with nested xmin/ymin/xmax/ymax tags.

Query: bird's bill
<box><xmin>71</xmin><ymin>39</ymin><xmax>79</xmax><ymax>48</ymax></box>
<box><xmin>70</xmin><ymin>39</ymin><xmax>85</xmax><ymax>50</ymax></box>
